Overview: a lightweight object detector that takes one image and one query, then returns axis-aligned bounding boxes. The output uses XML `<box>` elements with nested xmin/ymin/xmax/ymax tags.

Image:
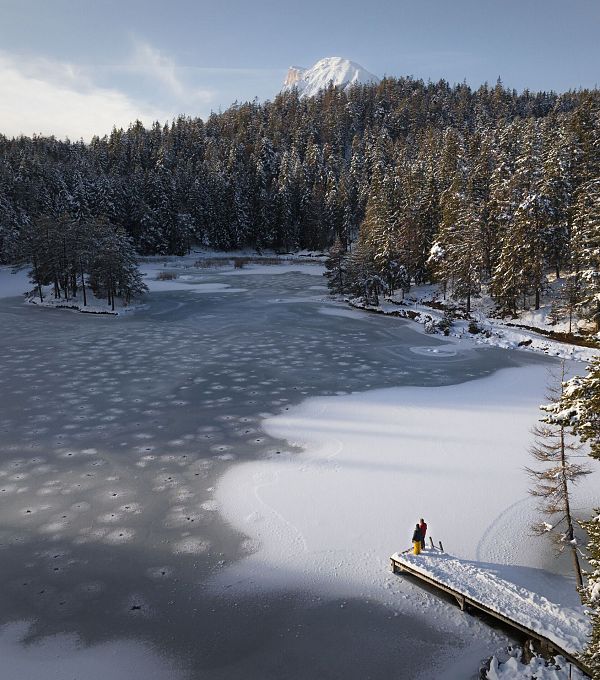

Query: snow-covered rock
<box><xmin>282</xmin><ymin>57</ymin><xmax>379</xmax><ymax>98</ymax></box>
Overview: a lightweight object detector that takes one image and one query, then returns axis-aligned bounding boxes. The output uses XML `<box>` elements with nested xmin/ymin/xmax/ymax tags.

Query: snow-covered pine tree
<box><xmin>579</xmin><ymin>509</ymin><xmax>600</xmax><ymax>677</ymax></box>
<box><xmin>370</xmin><ymin>169</ymin><xmax>403</xmax><ymax>295</ymax></box>
<box><xmin>542</xmin><ymin>357</ymin><xmax>600</xmax><ymax>675</ymax></box>
<box><xmin>324</xmin><ymin>236</ymin><xmax>348</xmax><ymax>295</ymax></box>
<box><xmin>469</xmin><ymin>128</ymin><xmax>495</xmax><ymax>278</ymax></box>
<box><xmin>542</xmin><ymin>357</ymin><xmax>600</xmax><ymax>460</ymax></box>
<box><xmin>346</xmin><ymin>229</ymin><xmax>380</xmax><ymax>304</ymax></box>
<box><xmin>571</xmin><ymin>178</ymin><xmax>600</xmax><ymax>331</ymax></box>
<box><xmin>527</xmin><ymin>365</ymin><xmax>591</xmax><ymax>590</ymax></box>
<box><xmin>89</xmin><ymin>223</ymin><xmax>148</xmax><ymax>309</ymax></box>
<box><xmin>433</xmin><ymin>175</ymin><xmax>483</xmax><ymax>312</ymax></box>
<box><xmin>548</xmin><ymin>276</ymin><xmax>581</xmax><ymax>334</ymax></box>
<box><xmin>491</xmin><ymin>121</ymin><xmax>547</xmax><ymax>313</ymax></box>
<box><xmin>539</xmin><ymin>119</ymin><xmax>574</xmax><ymax>279</ymax></box>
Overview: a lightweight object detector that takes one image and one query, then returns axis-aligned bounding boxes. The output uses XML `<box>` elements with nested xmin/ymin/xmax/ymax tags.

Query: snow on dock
<box><xmin>391</xmin><ymin>551</ymin><xmax>590</xmax><ymax>670</ymax></box>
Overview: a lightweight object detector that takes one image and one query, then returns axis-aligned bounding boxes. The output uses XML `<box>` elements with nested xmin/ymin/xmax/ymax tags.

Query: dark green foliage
<box><xmin>579</xmin><ymin>510</ymin><xmax>600</xmax><ymax>677</ymax></box>
<box><xmin>543</xmin><ymin>357</ymin><xmax>600</xmax><ymax>461</ymax></box>
<box><xmin>0</xmin><ymin>78</ymin><xmax>598</xmax><ymax>325</ymax></box>
<box><xmin>12</xmin><ymin>216</ymin><xmax>147</xmax><ymax>308</ymax></box>
<box><xmin>324</xmin><ymin>236</ymin><xmax>349</xmax><ymax>295</ymax></box>
<box><xmin>437</xmin><ymin>309</ymin><xmax>455</xmax><ymax>336</ymax></box>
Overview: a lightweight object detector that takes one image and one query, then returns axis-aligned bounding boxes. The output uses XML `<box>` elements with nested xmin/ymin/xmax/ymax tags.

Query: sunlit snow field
<box><xmin>0</xmin><ymin>261</ymin><xmax>595</xmax><ymax>679</ymax></box>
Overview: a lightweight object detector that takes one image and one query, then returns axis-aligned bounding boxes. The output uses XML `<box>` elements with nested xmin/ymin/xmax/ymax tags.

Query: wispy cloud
<box><xmin>128</xmin><ymin>39</ymin><xmax>214</xmax><ymax>104</ymax></box>
<box><xmin>0</xmin><ymin>38</ymin><xmax>279</xmax><ymax>141</ymax></box>
<box><xmin>0</xmin><ymin>50</ymin><xmax>173</xmax><ymax>140</ymax></box>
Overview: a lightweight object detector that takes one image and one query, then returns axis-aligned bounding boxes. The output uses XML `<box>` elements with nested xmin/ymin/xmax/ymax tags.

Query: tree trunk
<box><xmin>535</xmin><ymin>288</ymin><xmax>540</xmax><ymax>310</ymax></box>
<box><xmin>570</xmin><ymin>545</ymin><xmax>583</xmax><ymax>593</ymax></box>
<box><xmin>560</xmin><ymin>425</ymin><xmax>584</xmax><ymax>593</ymax></box>
<box><xmin>32</xmin><ymin>256</ymin><xmax>43</xmax><ymax>302</ymax></box>
<box><xmin>80</xmin><ymin>261</ymin><xmax>87</xmax><ymax>306</ymax></box>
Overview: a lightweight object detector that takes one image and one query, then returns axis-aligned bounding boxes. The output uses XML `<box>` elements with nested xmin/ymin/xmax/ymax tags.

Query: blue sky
<box><xmin>1</xmin><ymin>0</ymin><xmax>598</xmax><ymax>139</ymax></box>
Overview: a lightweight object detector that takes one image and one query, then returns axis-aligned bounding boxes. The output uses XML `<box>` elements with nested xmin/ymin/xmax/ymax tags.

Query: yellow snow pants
<box><xmin>413</xmin><ymin>541</ymin><xmax>421</xmax><ymax>555</ymax></box>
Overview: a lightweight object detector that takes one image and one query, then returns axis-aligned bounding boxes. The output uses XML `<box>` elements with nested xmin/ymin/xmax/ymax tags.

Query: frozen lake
<box><xmin>0</xmin><ymin>267</ymin><xmax>559</xmax><ymax>679</ymax></box>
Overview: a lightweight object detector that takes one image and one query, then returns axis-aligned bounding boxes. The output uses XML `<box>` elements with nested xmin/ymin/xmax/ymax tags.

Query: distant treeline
<box><xmin>0</xmin><ymin>76</ymin><xmax>598</xmax><ymax>322</ymax></box>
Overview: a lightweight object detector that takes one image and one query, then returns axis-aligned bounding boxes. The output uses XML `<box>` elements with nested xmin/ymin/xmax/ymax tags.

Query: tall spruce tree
<box><xmin>527</xmin><ymin>366</ymin><xmax>591</xmax><ymax>590</ymax></box>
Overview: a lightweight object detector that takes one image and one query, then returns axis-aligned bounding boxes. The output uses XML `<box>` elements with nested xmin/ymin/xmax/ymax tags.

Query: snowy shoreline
<box><xmin>210</xmin><ymin>362</ymin><xmax>598</xmax><ymax>677</ymax></box>
<box><xmin>344</xmin><ymin>294</ymin><xmax>599</xmax><ymax>364</ymax></box>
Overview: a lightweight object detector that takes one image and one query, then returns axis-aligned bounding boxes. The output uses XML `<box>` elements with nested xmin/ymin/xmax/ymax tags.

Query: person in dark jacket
<box><xmin>419</xmin><ymin>518</ymin><xmax>427</xmax><ymax>550</ymax></box>
<box><xmin>412</xmin><ymin>524</ymin><xmax>422</xmax><ymax>555</ymax></box>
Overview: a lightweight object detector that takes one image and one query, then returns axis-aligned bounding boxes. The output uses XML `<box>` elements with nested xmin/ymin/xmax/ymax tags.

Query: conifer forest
<box><xmin>1</xmin><ymin>78</ymin><xmax>598</xmax><ymax>326</ymax></box>
<box><xmin>1</xmin><ymin>63</ymin><xmax>600</xmax><ymax>680</ymax></box>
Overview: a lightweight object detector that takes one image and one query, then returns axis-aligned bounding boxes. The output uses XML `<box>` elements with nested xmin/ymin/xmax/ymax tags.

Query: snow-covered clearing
<box><xmin>212</xmin><ymin>363</ymin><xmax>598</xmax><ymax>674</ymax></box>
<box><xmin>393</xmin><ymin>551</ymin><xmax>589</xmax><ymax>656</ymax></box>
<box><xmin>0</xmin><ymin>265</ymin><xmax>30</xmax><ymax>298</ymax></box>
<box><xmin>140</xmin><ymin>249</ymin><xmax>325</xmax><ymax>283</ymax></box>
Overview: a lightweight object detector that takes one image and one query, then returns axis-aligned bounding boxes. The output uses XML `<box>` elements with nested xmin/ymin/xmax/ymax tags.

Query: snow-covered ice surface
<box><xmin>393</xmin><ymin>552</ymin><xmax>589</xmax><ymax>656</ymax></box>
<box><xmin>0</xmin><ymin>259</ymin><xmax>593</xmax><ymax>679</ymax></box>
<box><xmin>212</xmin><ymin>362</ymin><xmax>598</xmax><ymax>677</ymax></box>
<box><xmin>213</xmin><ymin>365</ymin><xmax>599</xmax><ymax>594</ymax></box>
<box><xmin>0</xmin><ymin>621</ymin><xmax>185</xmax><ymax>680</ymax></box>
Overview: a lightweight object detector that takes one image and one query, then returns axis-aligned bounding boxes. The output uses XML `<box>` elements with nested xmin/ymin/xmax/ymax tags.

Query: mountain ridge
<box><xmin>282</xmin><ymin>57</ymin><xmax>380</xmax><ymax>98</ymax></box>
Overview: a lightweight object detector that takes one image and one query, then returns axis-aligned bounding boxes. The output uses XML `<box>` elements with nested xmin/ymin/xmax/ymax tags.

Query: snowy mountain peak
<box><xmin>283</xmin><ymin>66</ymin><xmax>306</xmax><ymax>88</ymax></box>
<box><xmin>282</xmin><ymin>57</ymin><xmax>379</xmax><ymax>98</ymax></box>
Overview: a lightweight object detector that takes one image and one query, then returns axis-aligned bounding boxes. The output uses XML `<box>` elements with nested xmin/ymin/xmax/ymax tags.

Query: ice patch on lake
<box><xmin>188</xmin><ymin>283</ymin><xmax>246</xmax><ymax>293</ymax></box>
<box><xmin>220</xmin><ymin>263</ymin><xmax>325</xmax><ymax>276</ymax></box>
<box><xmin>410</xmin><ymin>346</ymin><xmax>458</xmax><ymax>357</ymax></box>
<box><xmin>172</xmin><ymin>537</ymin><xmax>210</xmax><ymax>555</ymax></box>
<box><xmin>0</xmin><ymin>621</ymin><xmax>184</xmax><ymax>680</ymax></box>
<box><xmin>318</xmin><ymin>306</ymin><xmax>369</xmax><ymax>320</ymax></box>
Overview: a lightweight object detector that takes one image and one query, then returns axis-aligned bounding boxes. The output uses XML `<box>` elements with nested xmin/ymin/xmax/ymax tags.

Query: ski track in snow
<box><xmin>475</xmin><ymin>496</ymin><xmax>531</xmax><ymax>563</ymax></box>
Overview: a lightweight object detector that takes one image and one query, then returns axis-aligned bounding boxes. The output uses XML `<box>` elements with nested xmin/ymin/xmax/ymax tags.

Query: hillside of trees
<box><xmin>0</xmin><ymin>76</ymin><xmax>598</xmax><ymax>325</ymax></box>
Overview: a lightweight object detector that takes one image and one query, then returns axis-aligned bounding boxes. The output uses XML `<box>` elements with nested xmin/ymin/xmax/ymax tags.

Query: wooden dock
<box><xmin>390</xmin><ymin>552</ymin><xmax>590</xmax><ymax>676</ymax></box>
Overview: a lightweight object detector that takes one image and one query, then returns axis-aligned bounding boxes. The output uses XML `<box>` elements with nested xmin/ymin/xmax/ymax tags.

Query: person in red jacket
<box><xmin>419</xmin><ymin>518</ymin><xmax>427</xmax><ymax>550</ymax></box>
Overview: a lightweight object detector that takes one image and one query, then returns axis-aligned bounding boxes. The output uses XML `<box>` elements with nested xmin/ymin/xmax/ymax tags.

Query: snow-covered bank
<box><xmin>25</xmin><ymin>291</ymin><xmax>143</xmax><ymax>315</ymax></box>
<box><xmin>348</xmin><ymin>294</ymin><xmax>599</xmax><ymax>364</ymax></box>
<box><xmin>484</xmin><ymin>647</ymin><xmax>587</xmax><ymax>679</ymax></box>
